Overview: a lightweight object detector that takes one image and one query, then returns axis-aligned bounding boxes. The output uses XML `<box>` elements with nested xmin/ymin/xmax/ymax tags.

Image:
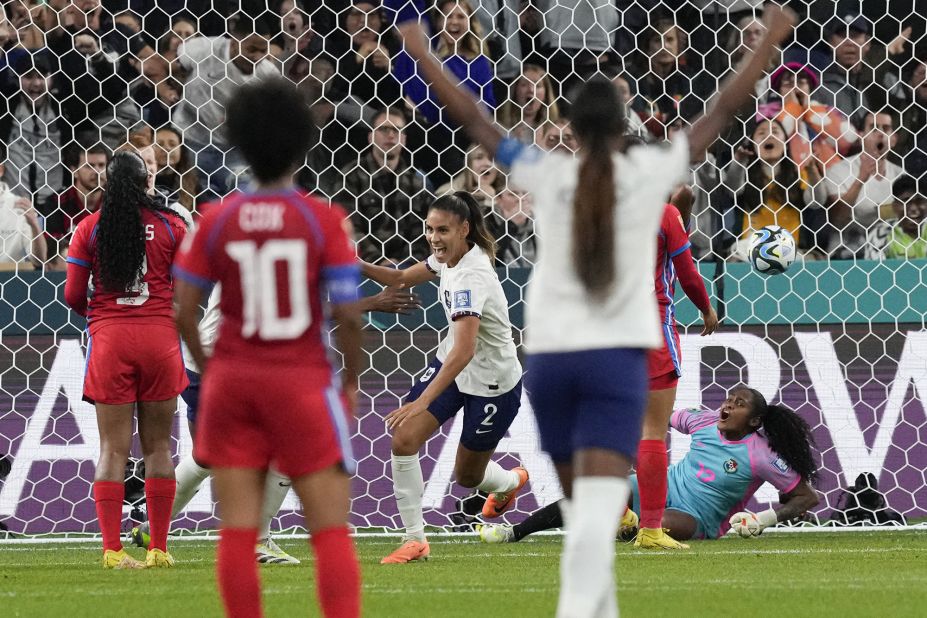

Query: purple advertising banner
<box><xmin>1</xmin><ymin>324</ymin><xmax>925</xmax><ymax>535</ymax></box>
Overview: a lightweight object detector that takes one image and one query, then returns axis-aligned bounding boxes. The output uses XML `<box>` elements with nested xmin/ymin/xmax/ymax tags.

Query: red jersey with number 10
<box><xmin>67</xmin><ymin>209</ymin><xmax>187</xmax><ymax>335</ymax></box>
<box><xmin>173</xmin><ymin>190</ymin><xmax>359</xmax><ymax>371</ymax></box>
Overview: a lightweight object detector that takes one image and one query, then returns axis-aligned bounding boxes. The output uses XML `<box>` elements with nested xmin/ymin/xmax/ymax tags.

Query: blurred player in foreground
<box><xmin>174</xmin><ymin>76</ymin><xmax>362</xmax><ymax>618</ymax></box>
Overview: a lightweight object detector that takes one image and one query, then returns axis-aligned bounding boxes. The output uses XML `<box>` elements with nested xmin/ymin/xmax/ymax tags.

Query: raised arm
<box><xmin>687</xmin><ymin>5</ymin><xmax>797</xmax><ymax>159</ymax></box>
<box><xmin>361</xmin><ymin>259</ymin><xmax>436</xmax><ymax>288</ymax></box>
<box><xmin>394</xmin><ymin>19</ymin><xmax>504</xmax><ymax>157</ymax></box>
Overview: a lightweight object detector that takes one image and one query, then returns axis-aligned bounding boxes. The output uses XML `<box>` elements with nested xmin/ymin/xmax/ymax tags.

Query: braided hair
<box><xmin>746</xmin><ymin>388</ymin><xmax>819</xmax><ymax>483</ymax></box>
<box><xmin>96</xmin><ymin>151</ymin><xmax>180</xmax><ymax>292</ymax></box>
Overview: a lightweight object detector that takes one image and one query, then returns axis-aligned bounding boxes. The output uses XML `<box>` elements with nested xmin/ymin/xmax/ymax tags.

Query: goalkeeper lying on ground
<box><xmin>479</xmin><ymin>387</ymin><xmax>820</xmax><ymax>542</ymax></box>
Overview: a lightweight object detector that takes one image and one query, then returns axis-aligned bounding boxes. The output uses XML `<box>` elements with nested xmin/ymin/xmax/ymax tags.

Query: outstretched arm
<box><xmin>394</xmin><ymin>19</ymin><xmax>504</xmax><ymax>157</ymax></box>
<box><xmin>361</xmin><ymin>259</ymin><xmax>436</xmax><ymax>288</ymax></box>
<box><xmin>687</xmin><ymin>5</ymin><xmax>796</xmax><ymax>159</ymax></box>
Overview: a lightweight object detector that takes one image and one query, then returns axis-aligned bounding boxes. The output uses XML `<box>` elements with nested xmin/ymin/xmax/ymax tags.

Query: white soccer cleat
<box><xmin>477</xmin><ymin>523</ymin><xmax>515</xmax><ymax>544</ymax></box>
<box><xmin>256</xmin><ymin>537</ymin><xmax>301</xmax><ymax>565</ymax></box>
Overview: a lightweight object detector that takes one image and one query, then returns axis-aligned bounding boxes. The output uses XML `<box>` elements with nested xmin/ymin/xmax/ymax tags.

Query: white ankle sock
<box><xmin>392</xmin><ymin>453</ymin><xmax>425</xmax><ymax>541</ymax></box>
<box><xmin>258</xmin><ymin>469</ymin><xmax>291</xmax><ymax>540</ymax></box>
<box><xmin>476</xmin><ymin>460</ymin><xmax>520</xmax><ymax>493</ymax></box>
<box><xmin>171</xmin><ymin>456</ymin><xmax>211</xmax><ymax>517</ymax></box>
<box><xmin>556</xmin><ymin>477</ymin><xmax>629</xmax><ymax>618</ymax></box>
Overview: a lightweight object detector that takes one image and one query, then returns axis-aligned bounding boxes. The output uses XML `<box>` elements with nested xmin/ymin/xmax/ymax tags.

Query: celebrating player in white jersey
<box><xmin>392</xmin><ymin>2</ymin><xmax>796</xmax><ymax>615</ymax></box>
<box><xmin>361</xmin><ymin>191</ymin><xmax>526</xmax><ymax>565</ymax></box>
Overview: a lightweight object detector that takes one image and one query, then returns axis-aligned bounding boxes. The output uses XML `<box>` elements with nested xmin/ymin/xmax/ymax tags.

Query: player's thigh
<box><xmin>391</xmin><ymin>409</ymin><xmax>442</xmax><ymax>456</ymax></box>
<box><xmin>290</xmin><ymin>463</ymin><xmax>351</xmax><ymax>533</ymax></box>
<box><xmin>212</xmin><ymin>467</ymin><xmax>267</xmax><ymax>530</ymax></box>
<box><xmin>641</xmin><ymin>386</ymin><xmax>678</xmax><ymax>439</ymax></box>
<box><xmin>83</xmin><ymin>326</ymin><xmax>136</xmax><ymax>405</ymax></box>
<box><xmin>94</xmin><ymin>402</ymin><xmax>135</xmax><ymax>452</ymax></box>
<box><xmin>395</xmin><ymin>358</ymin><xmax>462</xmax><ymax>455</ymax></box>
<box><xmin>574</xmin><ymin>347</ymin><xmax>648</xmax><ymax>463</ymax></box>
<box><xmin>132</xmin><ymin>324</ymin><xmax>188</xmax><ymax>403</ymax></box>
<box><xmin>662</xmin><ymin>509</ymin><xmax>699</xmax><ymax>541</ymax></box>
<box><xmin>525</xmin><ymin>352</ymin><xmax>577</xmax><ymax>464</ymax></box>
<box><xmin>137</xmin><ymin>397</ymin><xmax>178</xmax><ymax>453</ymax></box>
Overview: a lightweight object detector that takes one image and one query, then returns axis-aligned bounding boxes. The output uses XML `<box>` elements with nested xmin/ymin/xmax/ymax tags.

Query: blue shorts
<box><xmin>181</xmin><ymin>368</ymin><xmax>201</xmax><ymax>424</ymax></box>
<box><xmin>629</xmin><ymin>474</ymin><xmax>710</xmax><ymax>539</ymax></box>
<box><xmin>406</xmin><ymin>358</ymin><xmax>522</xmax><ymax>452</ymax></box>
<box><xmin>525</xmin><ymin>347</ymin><xmax>647</xmax><ymax>463</ymax></box>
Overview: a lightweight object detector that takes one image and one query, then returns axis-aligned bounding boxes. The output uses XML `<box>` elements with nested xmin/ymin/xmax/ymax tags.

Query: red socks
<box><xmin>145</xmin><ymin>477</ymin><xmax>176</xmax><ymax>552</ymax></box>
<box><xmin>93</xmin><ymin>481</ymin><xmax>124</xmax><ymax>552</ymax></box>
<box><xmin>217</xmin><ymin>527</ymin><xmax>262</xmax><ymax>618</ymax></box>
<box><xmin>637</xmin><ymin>439</ymin><xmax>669</xmax><ymax>530</ymax></box>
<box><xmin>311</xmin><ymin>526</ymin><xmax>360</xmax><ymax>618</ymax></box>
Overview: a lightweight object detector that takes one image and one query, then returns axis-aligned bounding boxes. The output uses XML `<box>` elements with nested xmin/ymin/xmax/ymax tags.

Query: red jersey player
<box><xmin>633</xmin><ymin>194</ymin><xmax>719</xmax><ymax>550</ymax></box>
<box><xmin>64</xmin><ymin>151</ymin><xmax>189</xmax><ymax>569</ymax></box>
<box><xmin>173</xmin><ymin>76</ymin><xmax>362</xmax><ymax>618</ymax></box>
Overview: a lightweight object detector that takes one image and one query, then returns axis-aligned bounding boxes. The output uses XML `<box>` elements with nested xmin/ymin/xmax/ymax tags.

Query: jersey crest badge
<box><xmin>443</xmin><ymin>290</ymin><xmax>451</xmax><ymax>309</ymax></box>
<box><xmin>453</xmin><ymin>290</ymin><xmax>472</xmax><ymax>309</ymax></box>
<box><xmin>773</xmin><ymin>457</ymin><xmax>789</xmax><ymax>473</ymax></box>
<box><xmin>723</xmin><ymin>458</ymin><xmax>738</xmax><ymax>474</ymax></box>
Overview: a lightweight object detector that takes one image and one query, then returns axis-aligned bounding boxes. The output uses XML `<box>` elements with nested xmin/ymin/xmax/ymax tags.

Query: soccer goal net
<box><xmin>0</xmin><ymin>1</ymin><xmax>924</xmax><ymax>539</ymax></box>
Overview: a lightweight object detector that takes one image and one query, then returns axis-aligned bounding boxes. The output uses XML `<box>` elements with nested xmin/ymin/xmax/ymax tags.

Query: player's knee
<box><xmin>390</xmin><ymin>430</ymin><xmax>422</xmax><ymax>457</ymax></box>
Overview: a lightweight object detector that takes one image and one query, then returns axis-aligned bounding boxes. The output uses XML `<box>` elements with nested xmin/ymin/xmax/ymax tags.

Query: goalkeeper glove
<box><xmin>728</xmin><ymin>508</ymin><xmax>778</xmax><ymax>538</ymax></box>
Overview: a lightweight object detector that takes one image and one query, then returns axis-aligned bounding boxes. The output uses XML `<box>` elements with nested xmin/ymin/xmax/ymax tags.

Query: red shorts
<box><xmin>84</xmin><ymin>322</ymin><xmax>188</xmax><ymax>405</ymax></box>
<box><xmin>193</xmin><ymin>362</ymin><xmax>354</xmax><ymax>479</ymax></box>
<box><xmin>648</xmin><ymin>318</ymin><xmax>681</xmax><ymax>391</ymax></box>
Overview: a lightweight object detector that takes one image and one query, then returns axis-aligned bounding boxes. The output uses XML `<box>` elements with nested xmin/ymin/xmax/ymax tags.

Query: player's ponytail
<box><xmin>97</xmin><ymin>152</ymin><xmax>150</xmax><ymax>292</ymax></box>
<box><xmin>570</xmin><ymin>76</ymin><xmax>627</xmax><ymax>300</ymax></box>
<box><xmin>429</xmin><ymin>191</ymin><xmax>497</xmax><ymax>260</ymax></box>
<box><xmin>747</xmin><ymin>388</ymin><xmax>819</xmax><ymax>483</ymax></box>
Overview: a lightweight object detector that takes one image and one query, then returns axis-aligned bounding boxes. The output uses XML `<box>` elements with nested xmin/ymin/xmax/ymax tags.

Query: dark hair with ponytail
<box><xmin>96</xmin><ymin>151</ymin><xmax>180</xmax><ymax>292</ymax></box>
<box><xmin>746</xmin><ymin>388</ymin><xmax>819</xmax><ymax>483</ymax></box>
<box><xmin>429</xmin><ymin>191</ymin><xmax>496</xmax><ymax>259</ymax></box>
<box><xmin>568</xmin><ymin>76</ymin><xmax>627</xmax><ymax>299</ymax></box>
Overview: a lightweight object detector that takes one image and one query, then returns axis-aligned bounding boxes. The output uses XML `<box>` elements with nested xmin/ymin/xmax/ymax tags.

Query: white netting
<box><xmin>1</xmin><ymin>1</ymin><xmax>925</xmax><ymax>538</ymax></box>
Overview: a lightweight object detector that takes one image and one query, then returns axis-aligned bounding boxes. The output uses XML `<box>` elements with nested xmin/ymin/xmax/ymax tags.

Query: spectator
<box><xmin>0</xmin><ymin>52</ymin><xmax>70</xmax><ymax>206</ymax></box>
<box><xmin>865</xmin><ymin>175</ymin><xmax>927</xmax><ymax>260</ymax></box>
<box><xmin>496</xmin><ymin>64</ymin><xmax>560</xmax><ymax>143</ymax></box>
<box><xmin>819</xmin><ymin>13</ymin><xmax>873</xmax><ymax>121</ymax></box>
<box><xmin>333</xmin><ymin>106</ymin><xmax>431</xmax><ymax>264</ymax></box>
<box><xmin>437</xmin><ymin>144</ymin><xmax>505</xmax><ymax>209</ymax></box>
<box><xmin>117</xmin><ymin>136</ymin><xmax>194</xmax><ymax>230</ymax></box>
<box><xmin>40</xmin><ymin>143</ymin><xmax>109</xmax><ymax>250</ymax></box>
<box><xmin>825</xmin><ymin>110</ymin><xmax>904</xmax><ymax>259</ymax></box>
<box><xmin>154</xmin><ymin>125</ymin><xmax>200</xmax><ymax>212</ymax></box>
<box><xmin>632</xmin><ymin>18</ymin><xmax>711</xmax><ymax>138</ymax></box>
<box><xmin>762</xmin><ymin>61</ymin><xmax>858</xmax><ymax>170</ymax></box>
<box><xmin>171</xmin><ymin>12</ymin><xmax>279</xmax><ymax>198</ymax></box>
<box><xmin>6</xmin><ymin>0</ymin><xmax>52</xmax><ymax>50</ymax></box>
<box><xmin>0</xmin><ymin>144</ymin><xmax>45</xmax><ymax>269</ymax></box>
<box><xmin>610</xmin><ymin>73</ymin><xmax>648</xmax><ymax>137</ymax></box>
<box><xmin>271</xmin><ymin>0</ymin><xmax>316</xmax><ymax>83</ymax></box>
<box><xmin>327</xmin><ymin>0</ymin><xmax>402</xmax><ymax>110</ymax></box>
<box><xmin>392</xmin><ymin>0</ymin><xmax>495</xmax><ymax>125</ymax></box>
<box><xmin>897</xmin><ymin>57</ymin><xmax>927</xmax><ymax>179</ymax></box>
<box><xmin>468</xmin><ymin>0</ymin><xmax>523</xmax><ymax>82</ymax></box>
<box><xmin>534</xmin><ymin>0</ymin><xmax>618</xmax><ymax>94</ymax></box>
<box><xmin>486</xmin><ymin>186</ymin><xmax>535</xmax><ymax>267</ymax></box>
<box><xmin>538</xmin><ymin>118</ymin><xmax>578</xmax><ymax>154</ymax></box>
<box><xmin>722</xmin><ymin>117</ymin><xmax>827</xmax><ymax>260</ymax></box>
<box><xmin>724</xmin><ymin>12</ymin><xmax>775</xmax><ymax>97</ymax></box>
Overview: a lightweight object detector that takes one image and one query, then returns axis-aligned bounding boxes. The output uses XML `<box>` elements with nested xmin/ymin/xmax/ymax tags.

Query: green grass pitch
<box><xmin>3</xmin><ymin>531</ymin><xmax>926</xmax><ymax>617</ymax></box>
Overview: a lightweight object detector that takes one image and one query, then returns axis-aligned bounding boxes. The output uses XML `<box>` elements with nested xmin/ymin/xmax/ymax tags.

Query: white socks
<box><xmin>476</xmin><ymin>460</ymin><xmax>521</xmax><ymax>494</ymax></box>
<box><xmin>391</xmin><ymin>453</ymin><xmax>425</xmax><ymax>541</ymax></box>
<box><xmin>171</xmin><ymin>455</ymin><xmax>211</xmax><ymax>517</ymax></box>
<box><xmin>258</xmin><ymin>469</ymin><xmax>292</xmax><ymax>540</ymax></box>
<box><xmin>556</xmin><ymin>477</ymin><xmax>629</xmax><ymax>618</ymax></box>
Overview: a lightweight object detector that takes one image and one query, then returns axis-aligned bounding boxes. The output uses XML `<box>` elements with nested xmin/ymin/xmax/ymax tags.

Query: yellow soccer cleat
<box><xmin>145</xmin><ymin>548</ymin><xmax>176</xmax><ymax>568</ymax></box>
<box><xmin>256</xmin><ymin>537</ymin><xmax>301</xmax><ymax>565</ymax></box>
<box><xmin>482</xmin><ymin>467</ymin><xmax>529</xmax><ymax>519</ymax></box>
<box><xmin>634</xmin><ymin>527</ymin><xmax>690</xmax><ymax>550</ymax></box>
<box><xmin>380</xmin><ymin>539</ymin><xmax>430</xmax><ymax>564</ymax></box>
<box><xmin>102</xmin><ymin>549</ymin><xmax>146</xmax><ymax>570</ymax></box>
<box><xmin>618</xmin><ymin>509</ymin><xmax>639</xmax><ymax>542</ymax></box>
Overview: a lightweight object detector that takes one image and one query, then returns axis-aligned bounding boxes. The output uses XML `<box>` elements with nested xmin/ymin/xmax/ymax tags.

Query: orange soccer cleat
<box><xmin>380</xmin><ymin>539</ymin><xmax>430</xmax><ymax>564</ymax></box>
<box><xmin>481</xmin><ymin>467</ymin><xmax>529</xmax><ymax>519</ymax></box>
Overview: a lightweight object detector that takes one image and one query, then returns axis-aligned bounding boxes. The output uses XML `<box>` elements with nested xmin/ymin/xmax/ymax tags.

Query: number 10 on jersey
<box><xmin>226</xmin><ymin>239</ymin><xmax>311</xmax><ymax>340</ymax></box>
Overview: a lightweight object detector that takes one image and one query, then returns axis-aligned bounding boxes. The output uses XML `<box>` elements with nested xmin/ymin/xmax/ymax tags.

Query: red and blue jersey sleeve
<box><xmin>662</xmin><ymin>205</ymin><xmax>690</xmax><ymax>259</ymax></box>
<box><xmin>66</xmin><ymin>216</ymin><xmax>95</xmax><ymax>269</ymax></box>
<box><xmin>319</xmin><ymin>204</ymin><xmax>360</xmax><ymax>306</ymax></box>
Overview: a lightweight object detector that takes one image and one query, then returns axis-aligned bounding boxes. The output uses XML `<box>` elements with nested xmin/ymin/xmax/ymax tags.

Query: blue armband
<box><xmin>495</xmin><ymin>137</ymin><xmax>527</xmax><ymax>168</ymax></box>
<box><xmin>324</xmin><ymin>264</ymin><xmax>361</xmax><ymax>306</ymax></box>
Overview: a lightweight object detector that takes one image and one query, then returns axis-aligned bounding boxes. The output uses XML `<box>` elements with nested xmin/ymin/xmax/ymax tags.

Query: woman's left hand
<box><xmin>385</xmin><ymin>400</ymin><xmax>429</xmax><ymax>430</ymax></box>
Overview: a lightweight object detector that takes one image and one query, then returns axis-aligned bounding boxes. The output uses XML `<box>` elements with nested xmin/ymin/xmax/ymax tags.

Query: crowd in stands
<box><xmin>1</xmin><ymin>0</ymin><xmax>926</xmax><ymax>271</ymax></box>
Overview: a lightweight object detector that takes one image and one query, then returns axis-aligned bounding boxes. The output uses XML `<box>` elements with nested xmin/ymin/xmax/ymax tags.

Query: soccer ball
<box><xmin>748</xmin><ymin>225</ymin><xmax>796</xmax><ymax>275</ymax></box>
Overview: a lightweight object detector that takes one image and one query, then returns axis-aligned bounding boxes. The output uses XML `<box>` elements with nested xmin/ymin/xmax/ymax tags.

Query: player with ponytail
<box><xmin>361</xmin><ymin>191</ymin><xmax>526</xmax><ymax>564</ymax></box>
<box><xmin>64</xmin><ymin>150</ymin><xmax>189</xmax><ymax>570</ymax></box>
<box><xmin>391</xmin><ymin>0</ymin><xmax>796</xmax><ymax>612</ymax></box>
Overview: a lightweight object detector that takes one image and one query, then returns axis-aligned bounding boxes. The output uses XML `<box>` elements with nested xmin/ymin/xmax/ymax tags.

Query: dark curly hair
<box><xmin>746</xmin><ymin>388</ymin><xmax>819</xmax><ymax>484</ymax></box>
<box><xmin>96</xmin><ymin>151</ymin><xmax>179</xmax><ymax>292</ymax></box>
